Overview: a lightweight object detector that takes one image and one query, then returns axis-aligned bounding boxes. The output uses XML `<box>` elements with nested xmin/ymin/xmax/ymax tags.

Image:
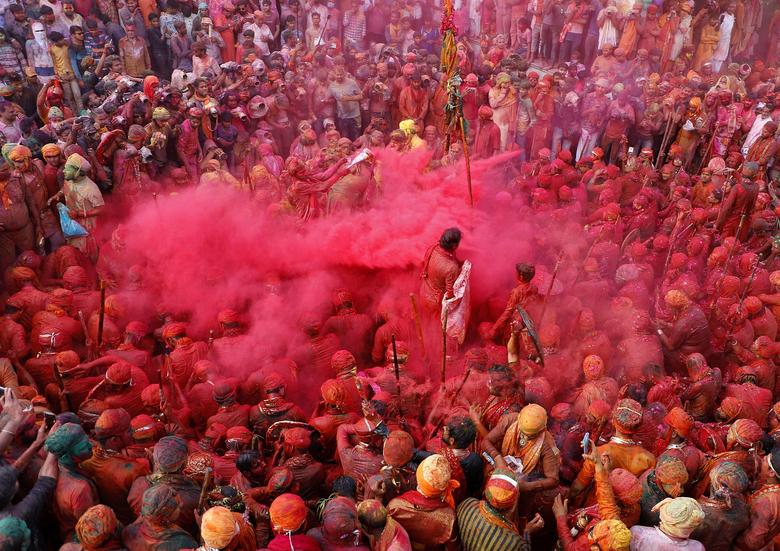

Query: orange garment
<box><xmin>81</xmin><ymin>449</ymin><xmax>150</xmax><ymax>525</ymax></box>
<box><xmin>575</xmin><ymin>440</ymin><xmax>656</xmax><ymax>504</ymax></box>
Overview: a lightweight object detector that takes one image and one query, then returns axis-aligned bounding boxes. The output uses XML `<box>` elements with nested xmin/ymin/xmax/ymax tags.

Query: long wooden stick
<box><xmin>459</xmin><ymin>116</ymin><xmax>473</xmax><ymax>207</ymax></box>
<box><xmin>96</xmin><ymin>280</ymin><xmax>106</xmax><ymax>350</ymax></box>
<box><xmin>441</xmin><ymin>311</ymin><xmax>448</xmax><ymax>387</ymax></box>
<box><xmin>656</xmin><ymin>111</ymin><xmax>674</xmax><ymax>169</ymax></box>
<box><xmin>409</xmin><ymin>293</ymin><xmax>426</xmax><ymax>357</ymax></box>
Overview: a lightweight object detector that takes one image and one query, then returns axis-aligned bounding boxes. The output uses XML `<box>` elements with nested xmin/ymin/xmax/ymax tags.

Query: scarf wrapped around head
<box><xmin>321</xmin><ymin>496</ymin><xmax>360</xmax><ymax>544</ymax></box>
<box><xmin>8</xmin><ymin>145</ymin><xmax>31</xmax><ymax>163</ymax></box>
<box><xmin>200</xmin><ymin>506</ymin><xmax>241</xmax><ymax>549</ymax></box>
<box><xmin>153</xmin><ymin>436</ymin><xmax>189</xmax><ymax>474</ymax></box>
<box><xmin>665</xmin><ymin>407</ymin><xmax>693</xmax><ymax>438</ymax></box>
<box><xmin>141</xmin><ymin>484</ymin><xmax>180</xmax><ymax>525</ymax></box>
<box><xmin>269</xmin><ymin>494</ymin><xmax>307</xmax><ymax>534</ymax></box>
<box><xmin>383</xmin><ymin>430</ymin><xmax>414</xmax><ymax>468</ymax></box>
<box><xmin>612</xmin><ymin>398</ymin><xmax>643</xmax><ymax>434</ymax></box>
<box><xmin>609</xmin><ymin>468</ymin><xmax>642</xmax><ymax>504</ymax></box>
<box><xmin>94</xmin><ymin>408</ymin><xmax>131</xmax><ymax>441</ymax></box>
<box><xmin>416</xmin><ymin>454</ymin><xmax>459</xmax><ymax>508</ymax></box>
<box><xmin>76</xmin><ymin>505</ymin><xmax>119</xmax><ymax>550</ymax></box>
<box><xmin>652</xmin><ymin>497</ymin><xmax>704</xmax><ymax>539</ymax></box>
<box><xmin>726</xmin><ymin>418</ymin><xmax>763</xmax><ymax>449</ymax></box>
<box><xmin>0</xmin><ymin>517</ymin><xmax>31</xmax><ymax>551</ymax></box>
<box><xmin>484</xmin><ymin>468</ymin><xmax>518</xmax><ymax>510</ymax></box>
<box><xmin>589</xmin><ymin>519</ymin><xmax>631</xmax><ymax>551</ymax></box>
<box><xmin>45</xmin><ymin>422</ymin><xmax>90</xmax><ymax>463</ymax></box>
<box><xmin>654</xmin><ymin>455</ymin><xmax>688</xmax><ymax>486</ymax></box>
<box><xmin>41</xmin><ymin>143</ymin><xmax>62</xmax><ymax>157</ymax></box>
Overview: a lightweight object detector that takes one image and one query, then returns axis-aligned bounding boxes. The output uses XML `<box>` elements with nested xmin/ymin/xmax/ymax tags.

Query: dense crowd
<box><xmin>0</xmin><ymin>0</ymin><xmax>778</xmax><ymax>548</ymax></box>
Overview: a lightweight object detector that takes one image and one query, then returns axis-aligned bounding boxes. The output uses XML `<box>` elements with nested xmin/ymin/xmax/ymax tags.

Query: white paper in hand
<box><xmin>346</xmin><ymin>148</ymin><xmax>372</xmax><ymax>168</ymax></box>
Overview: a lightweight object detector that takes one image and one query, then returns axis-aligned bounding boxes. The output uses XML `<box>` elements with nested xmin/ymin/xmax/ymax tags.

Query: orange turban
<box><xmin>518</xmin><ymin>404</ymin><xmax>548</xmax><ymax>436</ymax></box>
<box><xmin>655</xmin><ymin>455</ymin><xmax>689</xmax><ymax>486</ymax></box>
<box><xmin>269</xmin><ymin>493</ymin><xmax>307</xmax><ymax>533</ymax></box>
<box><xmin>727</xmin><ymin>418</ymin><xmax>763</xmax><ymax>449</ymax></box>
<box><xmin>75</xmin><ymin>505</ymin><xmax>118</xmax><ymax>550</ymax></box>
<box><xmin>162</xmin><ymin>322</ymin><xmax>187</xmax><ymax>340</ymax></box>
<box><xmin>664</xmin><ymin>290</ymin><xmax>689</xmax><ymax>308</ymax></box>
<box><xmin>320</xmin><ymin>379</ymin><xmax>346</xmax><ymax>407</ymax></box>
<box><xmin>664</xmin><ymin>407</ymin><xmax>693</xmax><ymax>438</ymax></box>
<box><xmin>416</xmin><ymin>454</ymin><xmax>459</xmax><ymax>508</ymax></box>
<box><xmin>201</xmin><ymin>506</ymin><xmax>240</xmax><ymax>548</ymax></box>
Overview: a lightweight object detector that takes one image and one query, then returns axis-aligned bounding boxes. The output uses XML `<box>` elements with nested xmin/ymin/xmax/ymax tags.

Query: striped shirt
<box><xmin>456</xmin><ymin>498</ymin><xmax>530</xmax><ymax>551</ymax></box>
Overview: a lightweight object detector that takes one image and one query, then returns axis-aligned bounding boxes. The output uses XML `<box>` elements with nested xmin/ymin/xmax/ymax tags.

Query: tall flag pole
<box><xmin>440</xmin><ymin>0</ymin><xmax>473</xmax><ymax>206</ymax></box>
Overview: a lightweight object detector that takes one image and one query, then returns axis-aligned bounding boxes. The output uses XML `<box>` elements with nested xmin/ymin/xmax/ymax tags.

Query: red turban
<box><xmin>282</xmin><ymin>427</ymin><xmax>311</xmax><ymax>450</ymax></box>
<box><xmin>612</xmin><ymin>399</ymin><xmax>643</xmax><ymax>434</ymax></box>
<box><xmin>226</xmin><ymin>426</ymin><xmax>253</xmax><ymax>446</ymax></box>
<box><xmin>131</xmin><ymin>414</ymin><xmax>162</xmax><ymax>442</ymax></box>
<box><xmin>270</xmin><ymin>493</ymin><xmax>307</xmax><ymax>533</ymax></box>
<box><xmin>582</xmin><ymin>355</ymin><xmax>605</xmax><ymax>380</ymax></box>
<box><xmin>478</xmin><ymin>105</ymin><xmax>493</xmax><ymax>119</ymax></box>
<box><xmin>331</xmin><ymin>350</ymin><xmax>356</xmax><ymax>375</ymax></box>
<box><xmin>48</xmin><ymin>288</ymin><xmax>73</xmax><ymax>310</ymax></box>
<box><xmin>218</xmin><ymin>309</ymin><xmax>240</xmax><ymax>324</ymax></box>
<box><xmin>557</xmin><ymin>149</ymin><xmax>572</xmax><ymax>163</ymax></box>
<box><xmin>609</xmin><ymin>468</ymin><xmax>642</xmax><ymax>504</ymax></box>
<box><xmin>665</xmin><ymin>407</ymin><xmax>693</xmax><ymax>438</ymax></box>
<box><xmin>263</xmin><ymin>373</ymin><xmax>285</xmax><ymax>394</ymax></box>
<box><xmin>94</xmin><ymin>408</ymin><xmax>131</xmax><ymax>439</ymax></box>
<box><xmin>321</xmin><ymin>496</ymin><xmax>359</xmax><ymax>543</ymax></box>
<box><xmin>587</xmin><ymin>400</ymin><xmax>612</xmax><ymax>423</ymax></box>
<box><xmin>205</xmin><ymin>422</ymin><xmax>227</xmax><ymax>442</ymax></box>
<box><xmin>743</xmin><ymin>296</ymin><xmax>762</xmax><ymax>315</ymax></box>
<box><xmin>382</xmin><ymin>430</ymin><xmax>414</xmax><ymax>467</ymax></box>
<box><xmin>140</xmin><ymin>384</ymin><xmax>161</xmax><ymax>407</ymax></box>
<box><xmin>10</xmin><ymin>267</ymin><xmax>37</xmax><ymax>287</ymax></box>
<box><xmin>551</xmin><ymin>403</ymin><xmax>572</xmax><ymax>421</ymax></box>
<box><xmin>721</xmin><ymin>276</ymin><xmax>741</xmax><ymax>295</ymax></box>
<box><xmin>55</xmin><ymin>351</ymin><xmax>80</xmax><ymax>373</ymax></box>
<box><xmin>125</xmin><ymin>321</ymin><xmax>148</xmax><ymax>336</ymax></box>
<box><xmin>105</xmin><ymin>362</ymin><xmax>132</xmax><ymax>385</ymax></box>
<box><xmin>183</xmin><ymin>451</ymin><xmax>214</xmax><ymax>479</ymax></box>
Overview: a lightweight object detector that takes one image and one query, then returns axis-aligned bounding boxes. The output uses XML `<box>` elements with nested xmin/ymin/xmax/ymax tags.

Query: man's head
<box><xmin>439</xmin><ymin>227</ymin><xmax>462</xmax><ymax>252</ymax></box>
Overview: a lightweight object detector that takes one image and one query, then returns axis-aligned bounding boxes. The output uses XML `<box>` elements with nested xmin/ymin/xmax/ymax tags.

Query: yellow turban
<box><xmin>652</xmin><ymin>497</ymin><xmax>704</xmax><ymax>539</ymax></box>
<box><xmin>200</xmin><ymin>506</ymin><xmax>240</xmax><ymax>548</ymax></box>
<box><xmin>590</xmin><ymin>519</ymin><xmax>631</xmax><ymax>551</ymax></box>
<box><xmin>152</xmin><ymin>107</ymin><xmax>170</xmax><ymax>120</ymax></box>
<box><xmin>399</xmin><ymin>119</ymin><xmax>416</xmax><ymax>136</ymax></box>
<box><xmin>518</xmin><ymin>403</ymin><xmax>547</xmax><ymax>436</ymax></box>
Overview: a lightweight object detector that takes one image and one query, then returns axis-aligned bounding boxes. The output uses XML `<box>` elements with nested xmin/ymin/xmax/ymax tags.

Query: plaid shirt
<box><xmin>0</xmin><ymin>43</ymin><xmax>25</xmax><ymax>74</ymax></box>
<box><xmin>342</xmin><ymin>9</ymin><xmax>365</xmax><ymax>44</ymax></box>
